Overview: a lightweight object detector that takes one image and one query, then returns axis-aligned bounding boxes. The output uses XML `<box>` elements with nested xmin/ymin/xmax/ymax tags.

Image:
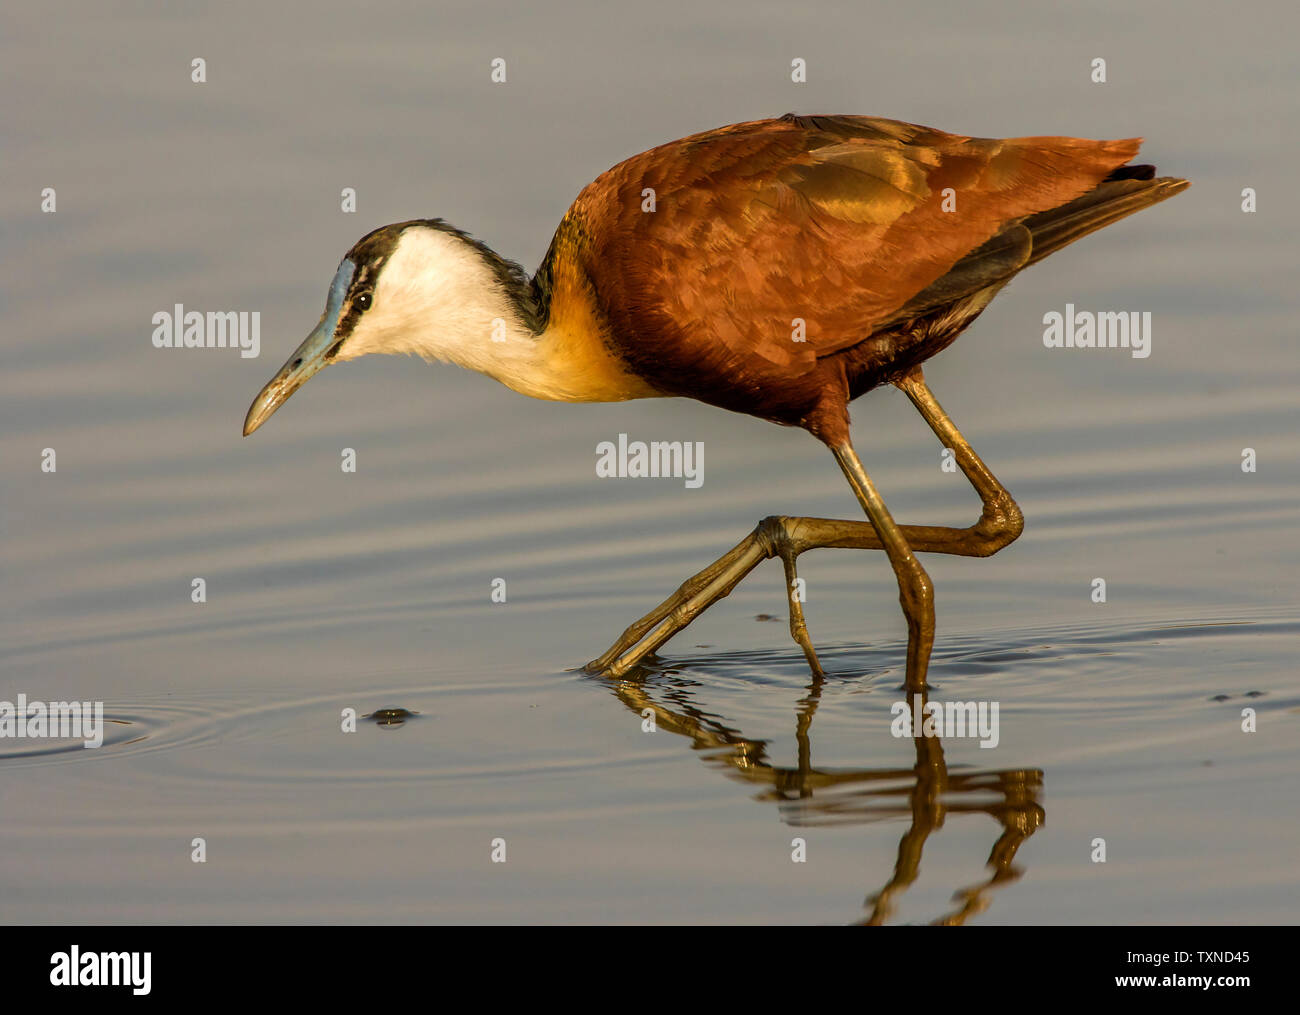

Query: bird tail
<box><xmin>1023</xmin><ymin>174</ymin><xmax>1189</xmax><ymax>266</ymax></box>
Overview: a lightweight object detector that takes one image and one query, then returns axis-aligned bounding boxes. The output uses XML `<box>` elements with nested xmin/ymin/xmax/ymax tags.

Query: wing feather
<box><xmin>567</xmin><ymin>115</ymin><xmax>1143</xmax><ymax>377</ymax></box>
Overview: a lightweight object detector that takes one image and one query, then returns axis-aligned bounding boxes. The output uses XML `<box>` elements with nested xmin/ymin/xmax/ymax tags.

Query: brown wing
<box><xmin>567</xmin><ymin>114</ymin><xmax>1143</xmax><ymax>379</ymax></box>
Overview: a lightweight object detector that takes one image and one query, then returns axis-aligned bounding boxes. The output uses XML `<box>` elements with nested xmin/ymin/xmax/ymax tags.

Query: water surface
<box><xmin>2</xmin><ymin>0</ymin><xmax>1298</xmax><ymax>923</ymax></box>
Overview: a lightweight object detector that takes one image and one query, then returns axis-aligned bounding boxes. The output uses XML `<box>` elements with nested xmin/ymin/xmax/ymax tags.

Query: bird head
<box><xmin>243</xmin><ymin>220</ymin><xmax>530</xmax><ymax>435</ymax></box>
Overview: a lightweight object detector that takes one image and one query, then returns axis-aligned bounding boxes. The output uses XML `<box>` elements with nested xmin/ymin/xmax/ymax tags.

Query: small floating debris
<box><xmin>363</xmin><ymin>707</ymin><xmax>420</xmax><ymax>727</ymax></box>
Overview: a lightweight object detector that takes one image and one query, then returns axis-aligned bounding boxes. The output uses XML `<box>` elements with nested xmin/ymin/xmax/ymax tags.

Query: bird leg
<box><xmin>831</xmin><ymin>442</ymin><xmax>935</xmax><ymax>689</ymax></box>
<box><xmin>584</xmin><ymin>526</ymin><xmax>774</xmax><ymax>677</ymax></box>
<box><xmin>779</xmin><ymin>547</ymin><xmax>826</xmax><ymax>679</ymax></box>
<box><xmin>584</xmin><ymin>367</ymin><xmax>1021</xmax><ymax>684</ymax></box>
<box><xmin>827</xmin><ymin>365</ymin><xmax>1025</xmax><ymax>688</ymax></box>
<box><xmin>891</xmin><ymin>367</ymin><xmax>1024</xmax><ymax>556</ymax></box>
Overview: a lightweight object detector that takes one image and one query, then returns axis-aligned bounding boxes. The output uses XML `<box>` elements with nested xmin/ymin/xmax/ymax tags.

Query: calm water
<box><xmin>3</xmin><ymin>0</ymin><xmax>1298</xmax><ymax>923</ymax></box>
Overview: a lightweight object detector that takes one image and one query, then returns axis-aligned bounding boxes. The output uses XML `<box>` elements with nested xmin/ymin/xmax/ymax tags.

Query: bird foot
<box><xmin>583</xmin><ymin>516</ymin><xmax>825</xmax><ymax>679</ymax></box>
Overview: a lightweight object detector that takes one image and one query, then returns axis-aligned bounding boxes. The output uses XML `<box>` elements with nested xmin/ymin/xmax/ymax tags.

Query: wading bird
<box><xmin>244</xmin><ymin>114</ymin><xmax>1187</xmax><ymax>688</ymax></box>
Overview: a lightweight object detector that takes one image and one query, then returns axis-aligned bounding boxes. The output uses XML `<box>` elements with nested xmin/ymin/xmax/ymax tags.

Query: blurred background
<box><xmin>1</xmin><ymin>0</ymin><xmax>1297</xmax><ymax>923</ymax></box>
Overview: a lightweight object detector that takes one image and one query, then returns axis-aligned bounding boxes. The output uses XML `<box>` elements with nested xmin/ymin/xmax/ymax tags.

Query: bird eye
<box><xmin>354</xmin><ymin>291</ymin><xmax>373</xmax><ymax>311</ymax></box>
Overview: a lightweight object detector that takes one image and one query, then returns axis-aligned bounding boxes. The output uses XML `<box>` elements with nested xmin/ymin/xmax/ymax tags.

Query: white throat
<box><xmin>334</xmin><ymin>223</ymin><xmax>656</xmax><ymax>403</ymax></box>
<box><xmin>334</xmin><ymin>226</ymin><xmax>554</xmax><ymax>387</ymax></box>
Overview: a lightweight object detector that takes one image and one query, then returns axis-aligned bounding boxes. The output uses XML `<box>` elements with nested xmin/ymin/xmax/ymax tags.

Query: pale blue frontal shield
<box><xmin>321</xmin><ymin>257</ymin><xmax>357</xmax><ymax>335</ymax></box>
<box><xmin>243</xmin><ymin>259</ymin><xmax>357</xmax><ymax>435</ymax></box>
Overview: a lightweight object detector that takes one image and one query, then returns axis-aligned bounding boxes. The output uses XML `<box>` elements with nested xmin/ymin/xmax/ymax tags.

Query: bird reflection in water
<box><xmin>604</xmin><ymin>660</ymin><xmax>1043</xmax><ymax>925</ymax></box>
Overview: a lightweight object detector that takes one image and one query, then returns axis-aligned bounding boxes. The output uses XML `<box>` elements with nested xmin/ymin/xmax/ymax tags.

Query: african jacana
<box><xmin>244</xmin><ymin>113</ymin><xmax>1187</xmax><ymax>687</ymax></box>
